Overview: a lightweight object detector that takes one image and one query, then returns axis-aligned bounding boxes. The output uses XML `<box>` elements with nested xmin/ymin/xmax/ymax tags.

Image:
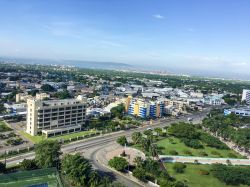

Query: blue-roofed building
<box><xmin>224</xmin><ymin>108</ymin><xmax>250</xmax><ymax>117</ymax></box>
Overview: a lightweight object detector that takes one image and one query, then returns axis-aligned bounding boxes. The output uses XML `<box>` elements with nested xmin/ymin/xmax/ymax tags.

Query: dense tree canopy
<box><xmin>110</xmin><ymin>104</ymin><xmax>125</xmax><ymax>119</ymax></box>
<box><xmin>35</xmin><ymin>140</ymin><xmax>61</xmax><ymax>168</ymax></box>
<box><xmin>61</xmin><ymin>153</ymin><xmax>93</xmax><ymax>186</ymax></box>
<box><xmin>211</xmin><ymin>164</ymin><xmax>250</xmax><ymax>186</ymax></box>
<box><xmin>168</xmin><ymin>122</ymin><xmax>200</xmax><ymax>139</ymax></box>
<box><xmin>20</xmin><ymin>159</ymin><xmax>38</xmax><ymax>170</ymax></box>
<box><xmin>41</xmin><ymin>84</ymin><xmax>56</xmax><ymax>92</ymax></box>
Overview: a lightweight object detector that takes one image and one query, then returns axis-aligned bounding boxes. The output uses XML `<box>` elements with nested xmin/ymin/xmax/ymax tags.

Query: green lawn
<box><xmin>157</xmin><ymin>137</ymin><xmax>243</xmax><ymax>158</ymax></box>
<box><xmin>165</xmin><ymin>163</ymin><xmax>248</xmax><ymax>187</ymax></box>
<box><xmin>20</xmin><ymin>130</ymin><xmax>99</xmax><ymax>144</ymax></box>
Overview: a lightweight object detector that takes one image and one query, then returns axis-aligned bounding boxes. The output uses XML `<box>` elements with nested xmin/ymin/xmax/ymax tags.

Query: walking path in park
<box><xmin>159</xmin><ymin>155</ymin><xmax>250</xmax><ymax>165</ymax></box>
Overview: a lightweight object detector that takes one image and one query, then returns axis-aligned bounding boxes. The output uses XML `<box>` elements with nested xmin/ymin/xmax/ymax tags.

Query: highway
<box><xmin>3</xmin><ymin>109</ymin><xmax>209</xmax><ymax>186</ymax></box>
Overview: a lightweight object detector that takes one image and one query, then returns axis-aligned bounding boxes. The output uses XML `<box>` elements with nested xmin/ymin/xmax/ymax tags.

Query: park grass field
<box><xmin>0</xmin><ymin>168</ymin><xmax>60</xmax><ymax>187</ymax></box>
<box><xmin>165</xmin><ymin>163</ymin><xmax>248</xmax><ymax>187</ymax></box>
<box><xmin>157</xmin><ymin>137</ymin><xmax>243</xmax><ymax>158</ymax></box>
<box><xmin>20</xmin><ymin>129</ymin><xmax>98</xmax><ymax>144</ymax></box>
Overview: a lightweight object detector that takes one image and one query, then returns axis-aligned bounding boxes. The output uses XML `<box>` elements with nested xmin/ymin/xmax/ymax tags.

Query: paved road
<box><xmin>2</xmin><ymin>109</ymin><xmax>209</xmax><ymax>186</ymax></box>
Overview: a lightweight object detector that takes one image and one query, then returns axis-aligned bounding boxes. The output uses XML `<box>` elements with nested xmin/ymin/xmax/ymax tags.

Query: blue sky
<box><xmin>0</xmin><ymin>0</ymin><xmax>250</xmax><ymax>76</ymax></box>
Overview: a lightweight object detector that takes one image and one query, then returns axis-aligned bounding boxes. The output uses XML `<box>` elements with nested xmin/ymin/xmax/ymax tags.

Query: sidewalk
<box><xmin>159</xmin><ymin>155</ymin><xmax>250</xmax><ymax>165</ymax></box>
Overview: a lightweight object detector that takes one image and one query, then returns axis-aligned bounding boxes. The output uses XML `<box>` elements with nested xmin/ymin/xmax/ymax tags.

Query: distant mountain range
<box><xmin>0</xmin><ymin>57</ymin><xmax>132</xmax><ymax>70</ymax></box>
<box><xmin>1</xmin><ymin>56</ymin><xmax>250</xmax><ymax>81</ymax></box>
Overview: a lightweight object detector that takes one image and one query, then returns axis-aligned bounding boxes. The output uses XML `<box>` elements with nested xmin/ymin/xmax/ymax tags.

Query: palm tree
<box><xmin>150</xmin><ymin>144</ymin><xmax>158</xmax><ymax>158</ymax></box>
<box><xmin>133</xmin><ymin>156</ymin><xmax>144</xmax><ymax>167</ymax></box>
<box><xmin>140</xmin><ymin>138</ymin><xmax>150</xmax><ymax>152</ymax></box>
<box><xmin>131</xmin><ymin>132</ymin><xmax>142</xmax><ymax>144</ymax></box>
<box><xmin>89</xmin><ymin>171</ymin><xmax>100</xmax><ymax>187</ymax></box>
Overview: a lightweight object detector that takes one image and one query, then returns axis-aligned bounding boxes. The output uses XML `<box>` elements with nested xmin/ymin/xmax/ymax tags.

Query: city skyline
<box><xmin>0</xmin><ymin>0</ymin><xmax>250</xmax><ymax>77</ymax></box>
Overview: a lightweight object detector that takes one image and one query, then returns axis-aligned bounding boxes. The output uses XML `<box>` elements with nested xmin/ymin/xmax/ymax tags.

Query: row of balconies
<box><xmin>38</xmin><ymin>112</ymin><xmax>85</xmax><ymax>119</ymax></box>
<box><xmin>38</xmin><ymin>116</ymin><xmax>84</xmax><ymax>123</ymax></box>
<box><xmin>38</xmin><ymin>105</ymin><xmax>86</xmax><ymax>113</ymax></box>
<box><xmin>38</xmin><ymin>121</ymin><xmax>84</xmax><ymax>129</ymax></box>
<box><xmin>38</xmin><ymin>109</ymin><xmax>85</xmax><ymax>115</ymax></box>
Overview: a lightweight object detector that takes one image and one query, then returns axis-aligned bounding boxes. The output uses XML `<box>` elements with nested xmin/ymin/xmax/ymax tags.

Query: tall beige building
<box><xmin>26</xmin><ymin>96</ymin><xmax>86</xmax><ymax>137</ymax></box>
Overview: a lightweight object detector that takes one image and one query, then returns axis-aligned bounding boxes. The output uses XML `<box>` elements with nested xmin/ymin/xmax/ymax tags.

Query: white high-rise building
<box><xmin>242</xmin><ymin>89</ymin><xmax>250</xmax><ymax>104</ymax></box>
<box><xmin>26</xmin><ymin>96</ymin><xmax>87</xmax><ymax>137</ymax></box>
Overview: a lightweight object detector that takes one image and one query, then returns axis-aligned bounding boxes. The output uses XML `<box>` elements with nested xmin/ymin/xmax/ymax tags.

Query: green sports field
<box><xmin>0</xmin><ymin>168</ymin><xmax>61</xmax><ymax>187</ymax></box>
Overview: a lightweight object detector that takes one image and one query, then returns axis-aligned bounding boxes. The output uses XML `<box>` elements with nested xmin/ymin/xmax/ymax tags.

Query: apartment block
<box><xmin>26</xmin><ymin>95</ymin><xmax>86</xmax><ymax>137</ymax></box>
<box><xmin>242</xmin><ymin>89</ymin><xmax>250</xmax><ymax>104</ymax></box>
<box><xmin>127</xmin><ymin>97</ymin><xmax>165</xmax><ymax>118</ymax></box>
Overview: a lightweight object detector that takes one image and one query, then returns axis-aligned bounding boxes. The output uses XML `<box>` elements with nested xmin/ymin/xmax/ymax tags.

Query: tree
<box><xmin>154</xmin><ymin>128</ymin><xmax>163</xmax><ymax>136</ymax></box>
<box><xmin>110</xmin><ymin>104</ymin><xmax>125</xmax><ymax>119</ymax></box>
<box><xmin>55</xmin><ymin>90</ymin><xmax>71</xmax><ymax>99</ymax></box>
<box><xmin>133</xmin><ymin>156</ymin><xmax>144</xmax><ymax>168</ymax></box>
<box><xmin>0</xmin><ymin>162</ymin><xmax>5</xmax><ymax>173</ymax></box>
<box><xmin>35</xmin><ymin>140</ymin><xmax>61</xmax><ymax>168</ymax></box>
<box><xmin>20</xmin><ymin>159</ymin><xmax>38</xmax><ymax>170</ymax></box>
<box><xmin>62</xmin><ymin>153</ymin><xmax>93</xmax><ymax>186</ymax></box>
<box><xmin>143</xmin><ymin>130</ymin><xmax>153</xmax><ymax>136</ymax></box>
<box><xmin>41</xmin><ymin>84</ymin><xmax>55</xmax><ymax>92</ymax></box>
<box><xmin>140</xmin><ymin>138</ymin><xmax>151</xmax><ymax>152</ymax></box>
<box><xmin>211</xmin><ymin>164</ymin><xmax>250</xmax><ymax>185</ymax></box>
<box><xmin>108</xmin><ymin>157</ymin><xmax>128</xmax><ymax>171</ymax></box>
<box><xmin>149</xmin><ymin>144</ymin><xmax>159</xmax><ymax>157</ymax></box>
<box><xmin>89</xmin><ymin>171</ymin><xmax>101</xmax><ymax>187</ymax></box>
<box><xmin>131</xmin><ymin>132</ymin><xmax>142</xmax><ymax>145</ymax></box>
<box><xmin>168</xmin><ymin>122</ymin><xmax>200</xmax><ymax>139</ymax></box>
<box><xmin>144</xmin><ymin>158</ymin><xmax>161</xmax><ymax>176</ymax></box>
<box><xmin>132</xmin><ymin>167</ymin><xmax>147</xmax><ymax>182</ymax></box>
<box><xmin>173</xmin><ymin>163</ymin><xmax>186</xmax><ymax>173</ymax></box>
<box><xmin>28</xmin><ymin>89</ymin><xmax>39</xmax><ymax>96</ymax></box>
<box><xmin>116</xmin><ymin>136</ymin><xmax>128</xmax><ymax>146</ymax></box>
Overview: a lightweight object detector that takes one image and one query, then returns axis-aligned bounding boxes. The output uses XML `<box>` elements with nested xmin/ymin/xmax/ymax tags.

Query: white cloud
<box><xmin>153</xmin><ymin>14</ymin><xmax>165</xmax><ymax>19</ymax></box>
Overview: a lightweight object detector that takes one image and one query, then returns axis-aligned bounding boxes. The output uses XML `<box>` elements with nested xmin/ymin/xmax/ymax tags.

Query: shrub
<box><xmin>182</xmin><ymin>138</ymin><xmax>203</xmax><ymax>149</ymax></box>
<box><xmin>211</xmin><ymin>151</ymin><xmax>221</xmax><ymax>156</ymax></box>
<box><xmin>173</xmin><ymin>163</ymin><xmax>186</xmax><ymax>173</ymax></box>
<box><xmin>20</xmin><ymin>159</ymin><xmax>38</xmax><ymax>170</ymax></box>
<box><xmin>169</xmin><ymin>138</ymin><xmax>176</xmax><ymax>144</ymax></box>
<box><xmin>169</xmin><ymin>150</ymin><xmax>178</xmax><ymax>155</ymax></box>
<box><xmin>108</xmin><ymin>157</ymin><xmax>128</xmax><ymax>172</ymax></box>
<box><xmin>199</xmin><ymin>151</ymin><xmax>208</xmax><ymax>156</ymax></box>
<box><xmin>183</xmin><ymin>150</ymin><xmax>193</xmax><ymax>156</ymax></box>
<box><xmin>198</xmin><ymin>169</ymin><xmax>210</xmax><ymax>175</ymax></box>
<box><xmin>132</xmin><ymin>167</ymin><xmax>147</xmax><ymax>182</ymax></box>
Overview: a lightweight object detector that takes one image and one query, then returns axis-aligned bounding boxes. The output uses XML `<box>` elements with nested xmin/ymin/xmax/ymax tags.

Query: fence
<box><xmin>0</xmin><ymin>167</ymin><xmax>63</xmax><ymax>187</ymax></box>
